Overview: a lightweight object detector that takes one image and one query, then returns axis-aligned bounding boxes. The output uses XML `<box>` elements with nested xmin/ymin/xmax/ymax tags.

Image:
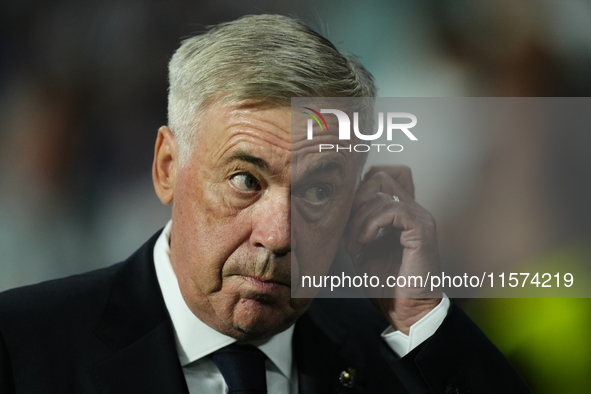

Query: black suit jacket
<box><xmin>0</xmin><ymin>230</ymin><xmax>530</xmax><ymax>393</ymax></box>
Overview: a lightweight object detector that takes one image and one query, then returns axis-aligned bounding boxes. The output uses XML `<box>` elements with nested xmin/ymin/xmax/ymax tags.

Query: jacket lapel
<box><xmin>295</xmin><ymin>300</ymin><xmax>371</xmax><ymax>394</ymax></box>
<box><xmin>296</xmin><ymin>298</ymin><xmax>405</xmax><ymax>394</ymax></box>
<box><xmin>94</xmin><ymin>322</ymin><xmax>188</xmax><ymax>394</ymax></box>
<box><xmin>93</xmin><ymin>231</ymin><xmax>189</xmax><ymax>394</ymax></box>
<box><xmin>295</xmin><ymin>311</ymin><xmax>337</xmax><ymax>394</ymax></box>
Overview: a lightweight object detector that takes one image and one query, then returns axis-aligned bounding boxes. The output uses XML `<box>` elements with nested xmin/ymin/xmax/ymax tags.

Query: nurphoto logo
<box><xmin>302</xmin><ymin>107</ymin><xmax>418</xmax><ymax>153</ymax></box>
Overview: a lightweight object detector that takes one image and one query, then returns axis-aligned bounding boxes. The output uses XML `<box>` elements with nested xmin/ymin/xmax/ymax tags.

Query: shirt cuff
<box><xmin>381</xmin><ymin>294</ymin><xmax>450</xmax><ymax>357</ymax></box>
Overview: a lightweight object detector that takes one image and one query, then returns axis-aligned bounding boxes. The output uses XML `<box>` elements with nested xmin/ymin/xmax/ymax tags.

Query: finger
<box><xmin>346</xmin><ymin>190</ymin><xmax>422</xmax><ymax>254</ymax></box>
<box><xmin>352</xmin><ymin>171</ymin><xmax>412</xmax><ymax>216</ymax></box>
<box><xmin>362</xmin><ymin>165</ymin><xmax>414</xmax><ymax>198</ymax></box>
<box><xmin>348</xmin><ymin>176</ymin><xmax>414</xmax><ymax>242</ymax></box>
<box><xmin>348</xmin><ymin>198</ymin><xmax>432</xmax><ymax>256</ymax></box>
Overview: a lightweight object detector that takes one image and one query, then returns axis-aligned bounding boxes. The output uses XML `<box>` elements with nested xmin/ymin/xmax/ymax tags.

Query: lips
<box><xmin>239</xmin><ymin>275</ymin><xmax>290</xmax><ymax>294</ymax></box>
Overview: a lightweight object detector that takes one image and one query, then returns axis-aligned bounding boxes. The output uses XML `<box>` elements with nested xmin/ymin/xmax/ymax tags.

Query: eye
<box><xmin>301</xmin><ymin>185</ymin><xmax>332</xmax><ymax>203</ymax></box>
<box><xmin>230</xmin><ymin>173</ymin><xmax>261</xmax><ymax>191</ymax></box>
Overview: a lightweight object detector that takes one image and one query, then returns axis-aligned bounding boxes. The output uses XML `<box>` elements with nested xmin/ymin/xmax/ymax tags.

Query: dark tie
<box><xmin>210</xmin><ymin>344</ymin><xmax>268</xmax><ymax>393</ymax></box>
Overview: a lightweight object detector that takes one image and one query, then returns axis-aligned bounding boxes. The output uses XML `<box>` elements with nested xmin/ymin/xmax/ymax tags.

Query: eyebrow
<box><xmin>225</xmin><ymin>152</ymin><xmax>346</xmax><ymax>181</ymax></box>
<box><xmin>224</xmin><ymin>152</ymin><xmax>270</xmax><ymax>173</ymax></box>
<box><xmin>300</xmin><ymin>157</ymin><xmax>346</xmax><ymax>180</ymax></box>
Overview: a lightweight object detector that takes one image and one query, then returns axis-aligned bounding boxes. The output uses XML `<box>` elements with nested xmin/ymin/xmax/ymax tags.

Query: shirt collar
<box><xmin>153</xmin><ymin>220</ymin><xmax>294</xmax><ymax>380</ymax></box>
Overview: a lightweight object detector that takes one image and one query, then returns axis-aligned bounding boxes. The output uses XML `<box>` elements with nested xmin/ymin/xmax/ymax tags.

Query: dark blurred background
<box><xmin>2</xmin><ymin>0</ymin><xmax>591</xmax><ymax>392</ymax></box>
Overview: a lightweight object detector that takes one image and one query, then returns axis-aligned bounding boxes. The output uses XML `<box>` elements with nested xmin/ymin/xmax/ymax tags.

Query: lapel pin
<box><xmin>339</xmin><ymin>367</ymin><xmax>356</xmax><ymax>388</ymax></box>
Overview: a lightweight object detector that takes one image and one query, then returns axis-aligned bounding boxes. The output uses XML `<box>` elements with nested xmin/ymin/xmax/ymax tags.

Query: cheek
<box><xmin>176</xmin><ymin>165</ymin><xmax>232</xmax><ymax>217</ymax></box>
<box><xmin>294</xmin><ymin>212</ymin><xmax>347</xmax><ymax>278</ymax></box>
<box><xmin>171</xmin><ymin>171</ymin><xmax>252</xmax><ymax>294</ymax></box>
<box><xmin>175</xmin><ymin>165</ymin><xmax>246</xmax><ymax>239</ymax></box>
<box><xmin>293</xmin><ymin>185</ymin><xmax>356</xmax><ymax>278</ymax></box>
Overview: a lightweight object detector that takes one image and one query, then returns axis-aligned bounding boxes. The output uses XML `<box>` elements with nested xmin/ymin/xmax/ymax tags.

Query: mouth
<box><xmin>237</xmin><ymin>275</ymin><xmax>290</xmax><ymax>294</ymax></box>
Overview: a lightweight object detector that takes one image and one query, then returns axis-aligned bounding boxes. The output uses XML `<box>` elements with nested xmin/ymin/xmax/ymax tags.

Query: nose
<box><xmin>250</xmin><ymin>191</ymin><xmax>291</xmax><ymax>255</ymax></box>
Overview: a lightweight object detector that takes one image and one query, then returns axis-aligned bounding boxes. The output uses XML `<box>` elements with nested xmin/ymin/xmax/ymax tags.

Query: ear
<box><xmin>152</xmin><ymin>126</ymin><xmax>178</xmax><ymax>205</ymax></box>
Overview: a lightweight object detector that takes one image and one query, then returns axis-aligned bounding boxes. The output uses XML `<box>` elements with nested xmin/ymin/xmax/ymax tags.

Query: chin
<box><xmin>229</xmin><ymin>298</ymin><xmax>301</xmax><ymax>340</ymax></box>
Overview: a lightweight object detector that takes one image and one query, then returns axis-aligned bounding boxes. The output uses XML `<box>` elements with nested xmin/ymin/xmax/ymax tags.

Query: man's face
<box><xmin>159</xmin><ymin>102</ymin><xmax>361</xmax><ymax>340</ymax></box>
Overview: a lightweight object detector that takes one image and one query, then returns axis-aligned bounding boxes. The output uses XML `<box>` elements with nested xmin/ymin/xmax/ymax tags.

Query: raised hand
<box><xmin>345</xmin><ymin>166</ymin><xmax>442</xmax><ymax>334</ymax></box>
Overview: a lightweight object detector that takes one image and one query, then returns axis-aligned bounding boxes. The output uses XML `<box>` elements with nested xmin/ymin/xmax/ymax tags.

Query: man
<box><xmin>0</xmin><ymin>15</ymin><xmax>530</xmax><ymax>393</ymax></box>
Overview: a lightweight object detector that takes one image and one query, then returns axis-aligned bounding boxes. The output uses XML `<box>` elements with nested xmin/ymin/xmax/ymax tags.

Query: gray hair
<box><xmin>167</xmin><ymin>14</ymin><xmax>376</xmax><ymax>163</ymax></box>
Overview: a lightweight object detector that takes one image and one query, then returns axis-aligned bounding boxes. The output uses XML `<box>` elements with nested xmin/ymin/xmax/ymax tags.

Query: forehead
<box><xmin>193</xmin><ymin>101</ymin><xmax>362</xmax><ymax>182</ymax></box>
<box><xmin>202</xmin><ymin>102</ymin><xmax>291</xmax><ymax>144</ymax></box>
<box><xmin>193</xmin><ymin>102</ymin><xmax>290</xmax><ymax>167</ymax></box>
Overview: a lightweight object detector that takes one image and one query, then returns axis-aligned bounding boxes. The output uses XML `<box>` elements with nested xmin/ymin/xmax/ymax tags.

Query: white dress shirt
<box><xmin>153</xmin><ymin>220</ymin><xmax>449</xmax><ymax>393</ymax></box>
